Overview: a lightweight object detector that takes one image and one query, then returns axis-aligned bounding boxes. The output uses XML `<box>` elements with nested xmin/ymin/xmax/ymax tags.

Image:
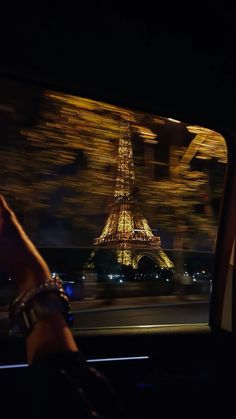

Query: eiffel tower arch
<box><xmin>132</xmin><ymin>252</ymin><xmax>158</xmax><ymax>270</ymax></box>
<box><xmin>132</xmin><ymin>249</ymin><xmax>174</xmax><ymax>271</ymax></box>
<box><xmin>85</xmin><ymin>115</ymin><xmax>174</xmax><ymax>276</ymax></box>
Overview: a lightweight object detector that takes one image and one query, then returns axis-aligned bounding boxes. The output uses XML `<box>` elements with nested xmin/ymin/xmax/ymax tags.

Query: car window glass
<box><xmin>0</xmin><ymin>79</ymin><xmax>227</xmax><ymax>332</ymax></box>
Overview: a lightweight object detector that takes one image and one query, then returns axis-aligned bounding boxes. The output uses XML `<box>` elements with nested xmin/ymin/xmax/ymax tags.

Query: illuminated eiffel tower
<box><xmin>90</xmin><ymin>116</ymin><xmax>174</xmax><ymax>271</ymax></box>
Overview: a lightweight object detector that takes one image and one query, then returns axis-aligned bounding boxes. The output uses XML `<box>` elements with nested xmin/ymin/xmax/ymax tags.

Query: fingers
<box><xmin>0</xmin><ymin>195</ymin><xmax>46</xmax><ymax>259</ymax></box>
<box><xmin>0</xmin><ymin>194</ymin><xmax>15</xmax><ymax>213</ymax></box>
<box><xmin>0</xmin><ymin>194</ymin><xmax>22</xmax><ymax>234</ymax></box>
<box><xmin>0</xmin><ymin>194</ymin><xmax>8</xmax><ymax>208</ymax></box>
<box><xmin>0</xmin><ymin>195</ymin><xmax>19</xmax><ymax>236</ymax></box>
<box><xmin>0</xmin><ymin>195</ymin><xmax>13</xmax><ymax>233</ymax></box>
<box><xmin>0</xmin><ymin>194</ymin><xmax>51</xmax><ymax>286</ymax></box>
<box><xmin>0</xmin><ymin>195</ymin><xmax>35</xmax><ymax>254</ymax></box>
<box><xmin>0</xmin><ymin>194</ymin><xmax>14</xmax><ymax>218</ymax></box>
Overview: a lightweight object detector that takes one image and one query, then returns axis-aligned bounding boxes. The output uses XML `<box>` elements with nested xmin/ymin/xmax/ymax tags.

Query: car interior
<box><xmin>0</xmin><ymin>4</ymin><xmax>236</xmax><ymax>418</ymax></box>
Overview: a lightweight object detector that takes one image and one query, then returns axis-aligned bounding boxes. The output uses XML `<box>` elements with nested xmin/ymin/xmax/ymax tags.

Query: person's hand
<box><xmin>0</xmin><ymin>195</ymin><xmax>78</xmax><ymax>362</ymax></box>
<box><xmin>0</xmin><ymin>195</ymin><xmax>51</xmax><ymax>294</ymax></box>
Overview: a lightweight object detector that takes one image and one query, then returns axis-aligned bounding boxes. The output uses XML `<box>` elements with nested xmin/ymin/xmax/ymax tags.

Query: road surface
<box><xmin>0</xmin><ymin>301</ymin><xmax>209</xmax><ymax>335</ymax></box>
<box><xmin>71</xmin><ymin>301</ymin><xmax>209</xmax><ymax>329</ymax></box>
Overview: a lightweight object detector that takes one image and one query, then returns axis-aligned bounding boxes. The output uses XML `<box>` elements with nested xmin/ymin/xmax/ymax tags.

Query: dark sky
<box><xmin>0</xmin><ymin>2</ymin><xmax>235</xmax><ymax>129</ymax></box>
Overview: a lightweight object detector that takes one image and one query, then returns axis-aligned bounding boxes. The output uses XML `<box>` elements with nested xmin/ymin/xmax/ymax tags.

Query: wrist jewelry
<box><xmin>9</xmin><ymin>280</ymin><xmax>73</xmax><ymax>337</ymax></box>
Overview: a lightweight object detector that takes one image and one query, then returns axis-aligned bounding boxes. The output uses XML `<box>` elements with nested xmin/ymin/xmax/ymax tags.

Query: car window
<box><xmin>0</xmin><ymin>79</ymin><xmax>227</xmax><ymax>332</ymax></box>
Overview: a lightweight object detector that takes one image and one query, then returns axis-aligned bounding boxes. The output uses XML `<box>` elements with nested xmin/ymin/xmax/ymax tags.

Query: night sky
<box><xmin>0</xmin><ymin>2</ymin><xmax>235</xmax><ymax>128</ymax></box>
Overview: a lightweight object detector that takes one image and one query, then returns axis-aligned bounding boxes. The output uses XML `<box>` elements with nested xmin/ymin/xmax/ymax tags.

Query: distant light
<box><xmin>9</xmin><ymin>277</ymin><xmax>12</xmax><ymax>281</ymax></box>
<box><xmin>86</xmin><ymin>356</ymin><xmax>149</xmax><ymax>363</ymax></box>
<box><xmin>196</xmin><ymin>154</ymin><xmax>211</xmax><ymax>160</ymax></box>
<box><xmin>202</xmin><ymin>270</ymin><xmax>205</xmax><ymax>274</ymax></box>
<box><xmin>109</xmin><ymin>274</ymin><xmax>113</xmax><ymax>279</ymax></box>
<box><xmin>139</xmin><ymin>127</ymin><xmax>157</xmax><ymax>140</ymax></box>
<box><xmin>64</xmin><ymin>285</ymin><xmax>73</xmax><ymax>297</ymax></box>
<box><xmin>0</xmin><ymin>355</ymin><xmax>153</xmax><ymax>369</ymax></box>
<box><xmin>0</xmin><ymin>104</ymin><xmax>15</xmax><ymax>113</ymax></box>
<box><xmin>166</xmin><ymin>278</ymin><xmax>170</xmax><ymax>282</ymax></box>
<box><xmin>119</xmin><ymin>279</ymin><xmax>123</xmax><ymax>283</ymax></box>
<box><xmin>167</xmin><ymin>118</ymin><xmax>181</xmax><ymax>123</ymax></box>
<box><xmin>143</xmin><ymin>139</ymin><xmax>158</xmax><ymax>144</ymax></box>
<box><xmin>156</xmin><ymin>275</ymin><xmax>159</xmax><ymax>279</ymax></box>
<box><xmin>0</xmin><ymin>364</ymin><xmax>28</xmax><ymax>370</ymax></box>
<box><xmin>82</xmin><ymin>276</ymin><xmax>85</xmax><ymax>280</ymax></box>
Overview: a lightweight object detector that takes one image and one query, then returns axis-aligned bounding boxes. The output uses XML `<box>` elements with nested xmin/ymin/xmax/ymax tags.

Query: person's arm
<box><xmin>26</xmin><ymin>314</ymin><xmax>78</xmax><ymax>363</ymax></box>
<box><xmin>0</xmin><ymin>195</ymin><xmax>78</xmax><ymax>363</ymax></box>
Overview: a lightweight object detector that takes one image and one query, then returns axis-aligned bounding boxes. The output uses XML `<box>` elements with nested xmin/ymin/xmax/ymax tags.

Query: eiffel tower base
<box><xmin>84</xmin><ymin>247</ymin><xmax>174</xmax><ymax>282</ymax></box>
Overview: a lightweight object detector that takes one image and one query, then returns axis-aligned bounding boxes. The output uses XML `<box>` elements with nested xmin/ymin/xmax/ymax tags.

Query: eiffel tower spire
<box><xmin>94</xmin><ymin>116</ymin><xmax>174</xmax><ymax>270</ymax></box>
<box><xmin>114</xmin><ymin>117</ymin><xmax>135</xmax><ymax>201</ymax></box>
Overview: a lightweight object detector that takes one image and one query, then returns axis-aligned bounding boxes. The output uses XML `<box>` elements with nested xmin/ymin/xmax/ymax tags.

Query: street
<box><xmin>0</xmin><ymin>301</ymin><xmax>209</xmax><ymax>335</ymax></box>
<box><xmin>71</xmin><ymin>301</ymin><xmax>209</xmax><ymax>329</ymax></box>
